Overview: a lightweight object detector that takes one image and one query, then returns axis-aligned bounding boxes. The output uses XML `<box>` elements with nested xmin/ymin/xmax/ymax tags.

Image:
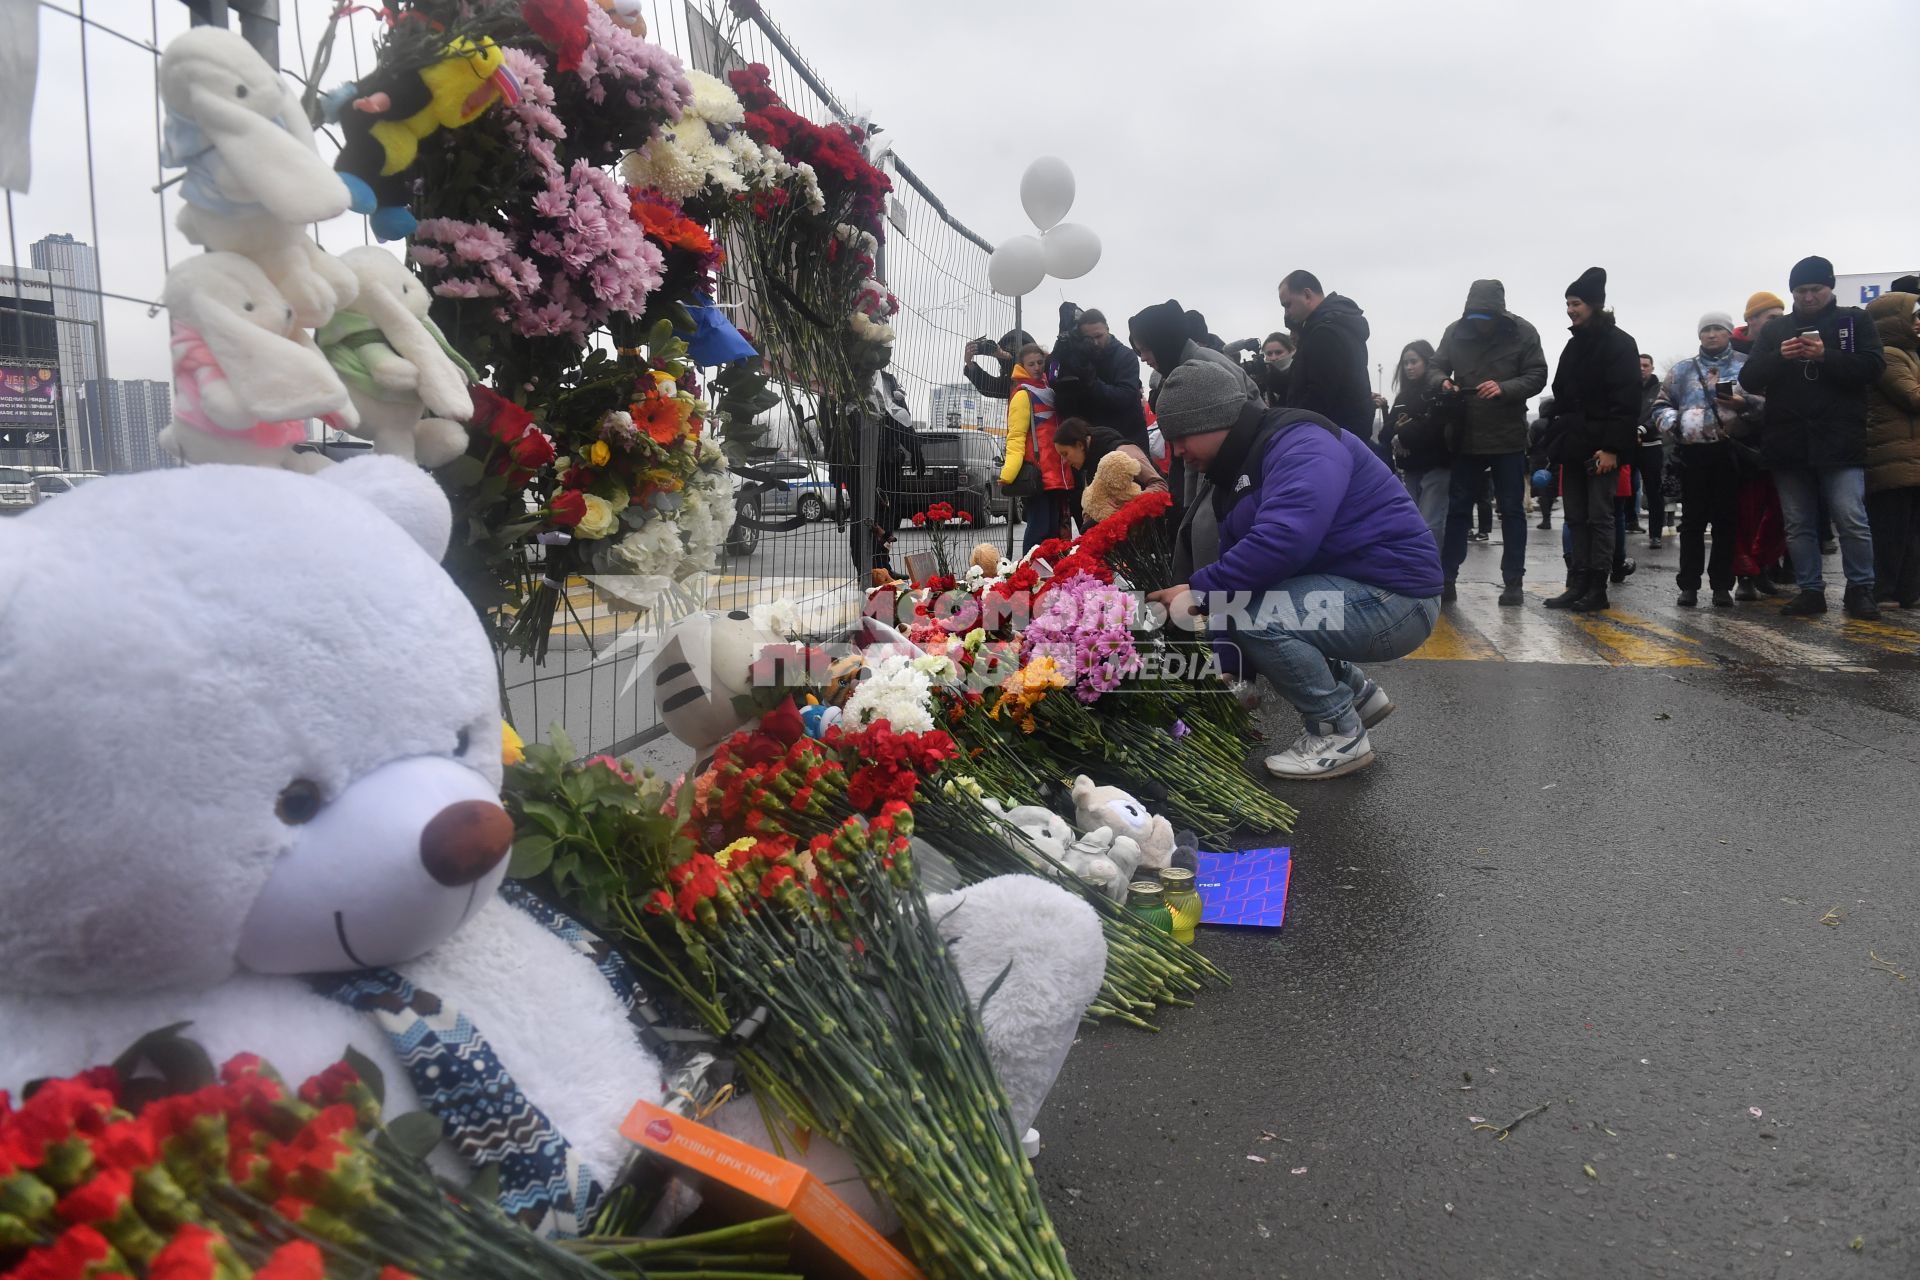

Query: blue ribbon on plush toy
<box><xmin>310</xmin><ymin>882</ymin><xmax>649</xmax><ymax>1238</ymax></box>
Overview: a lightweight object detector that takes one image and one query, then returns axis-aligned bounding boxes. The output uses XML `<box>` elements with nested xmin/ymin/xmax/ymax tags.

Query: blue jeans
<box><xmin>1233</xmin><ymin>575</ymin><xmax>1441</xmax><ymax>734</ymax></box>
<box><xmin>1443</xmin><ymin>452</ymin><xmax>1528</xmax><ymax>586</ymax></box>
<box><xmin>1021</xmin><ymin>491</ymin><xmax>1066</xmax><ymax>553</ymax></box>
<box><xmin>1403</xmin><ymin>468</ymin><xmax>1449</xmax><ymax>548</ymax></box>
<box><xmin>1773</xmin><ymin>466</ymin><xmax>1873</xmax><ymax>592</ymax></box>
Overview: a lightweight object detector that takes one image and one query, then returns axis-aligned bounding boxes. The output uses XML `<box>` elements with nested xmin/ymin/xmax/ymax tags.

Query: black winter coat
<box><xmin>1053</xmin><ymin>338</ymin><xmax>1147</xmax><ymax>450</ymax></box>
<box><xmin>1737</xmin><ymin>299</ymin><xmax>1887</xmax><ymax>470</ymax></box>
<box><xmin>1387</xmin><ymin>373</ymin><xmax>1455</xmax><ymax>473</ymax></box>
<box><xmin>1547</xmin><ymin>314</ymin><xmax>1641</xmax><ymax>463</ymax></box>
<box><xmin>1285</xmin><ymin>294</ymin><xmax>1374</xmax><ymax>432</ymax></box>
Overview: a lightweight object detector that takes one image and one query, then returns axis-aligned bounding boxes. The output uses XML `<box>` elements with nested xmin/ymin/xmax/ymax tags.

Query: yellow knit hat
<box><xmin>1744</xmin><ymin>291</ymin><xmax>1786</xmax><ymax>321</ymax></box>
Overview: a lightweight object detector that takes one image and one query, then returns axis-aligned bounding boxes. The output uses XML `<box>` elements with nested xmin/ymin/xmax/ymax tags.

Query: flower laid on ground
<box><xmin>1021</xmin><ymin>572</ymin><xmax>1143</xmax><ymax>703</ymax></box>
<box><xmin>0</xmin><ymin>1050</ymin><xmax>611</xmax><ymax>1279</ymax></box>
<box><xmin>603</xmin><ymin>702</ymin><xmax>1072</xmax><ymax>1279</ymax></box>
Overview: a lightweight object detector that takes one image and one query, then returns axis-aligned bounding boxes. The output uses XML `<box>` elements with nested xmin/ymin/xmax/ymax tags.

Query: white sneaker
<box><xmin>1355</xmin><ymin>680</ymin><xmax>1395</xmax><ymax>729</ymax></box>
<box><xmin>1264</xmin><ymin>726</ymin><xmax>1375</xmax><ymax>779</ymax></box>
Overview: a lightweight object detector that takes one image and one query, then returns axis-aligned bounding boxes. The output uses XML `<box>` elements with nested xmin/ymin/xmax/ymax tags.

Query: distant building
<box><xmin>82</xmin><ymin>378</ymin><xmax>174</xmax><ymax>473</ymax></box>
<box><xmin>0</xmin><ymin>266</ymin><xmax>65</xmax><ymax>468</ymax></box>
<box><xmin>30</xmin><ymin>234</ymin><xmax>110</xmax><ymax>471</ymax></box>
<box><xmin>927</xmin><ymin>381</ymin><xmax>1007</xmax><ymax>441</ymax></box>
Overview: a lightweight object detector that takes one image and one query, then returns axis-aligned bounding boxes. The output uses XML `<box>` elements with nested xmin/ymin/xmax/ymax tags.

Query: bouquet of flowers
<box><xmin>628</xmin><ymin>708</ymin><xmax>1074</xmax><ymax>1280</ymax></box>
<box><xmin>0</xmin><ymin>1048</ymin><xmax>614</xmax><ymax>1279</ymax></box>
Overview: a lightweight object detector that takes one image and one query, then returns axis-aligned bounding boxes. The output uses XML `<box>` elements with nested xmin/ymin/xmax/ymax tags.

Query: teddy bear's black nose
<box><xmin>420</xmin><ymin>800</ymin><xmax>514</xmax><ymax>886</ymax></box>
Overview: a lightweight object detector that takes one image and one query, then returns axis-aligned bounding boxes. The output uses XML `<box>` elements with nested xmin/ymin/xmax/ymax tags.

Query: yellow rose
<box><xmin>501</xmin><ymin>721</ymin><xmax>525</xmax><ymax>766</ymax></box>
<box><xmin>576</xmin><ymin>494</ymin><xmax>620</xmax><ymax>539</ymax></box>
<box><xmin>586</xmin><ymin>440</ymin><xmax>611</xmax><ymax>467</ymax></box>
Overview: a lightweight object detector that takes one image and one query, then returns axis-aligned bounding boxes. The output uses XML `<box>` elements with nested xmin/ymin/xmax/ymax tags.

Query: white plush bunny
<box><xmin>158</xmin><ymin>252</ymin><xmax>358</xmax><ymax>473</ymax></box>
<box><xmin>980</xmin><ymin>797</ymin><xmax>1141</xmax><ymax>900</ymax></box>
<box><xmin>159</xmin><ymin>27</ymin><xmax>359</xmax><ymax>328</ymax></box>
<box><xmin>318</xmin><ymin>247</ymin><xmax>476</xmax><ymax>467</ymax></box>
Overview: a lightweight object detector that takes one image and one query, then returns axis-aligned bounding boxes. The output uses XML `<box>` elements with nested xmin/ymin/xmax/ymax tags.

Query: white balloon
<box><xmin>1042</xmin><ymin>222</ymin><xmax>1102</xmax><ymax>280</ymax></box>
<box><xmin>1019</xmin><ymin>156</ymin><xmax>1076</xmax><ymax>232</ymax></box>
<box><xmin>988</xmin><ymin>234</ymin><xmax>1048</xmax><ymax>297</ymax></box>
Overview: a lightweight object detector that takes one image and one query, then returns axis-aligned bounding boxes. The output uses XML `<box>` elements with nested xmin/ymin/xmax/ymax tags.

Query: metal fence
<box><xmin>2</xmin><ymin>0</ymin><xmax>1012</xmax><ymax>760</ymax></box>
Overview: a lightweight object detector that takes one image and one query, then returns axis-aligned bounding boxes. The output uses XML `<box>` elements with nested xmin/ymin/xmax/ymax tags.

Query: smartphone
<box><xmin>1799</xmin><ymin>328</ymin><xmax>1821</xmax><ymax>342</ymax></box>
<box><xmin>1715</xmin><ymin>382</ymin><xmax>1735</xmax><ymax>400</ymax></box>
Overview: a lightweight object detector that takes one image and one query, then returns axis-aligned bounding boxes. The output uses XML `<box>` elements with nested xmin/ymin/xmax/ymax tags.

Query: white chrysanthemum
<box><xmin>749</xmin><ymin>598</ymin><xmax>802</xmax><ymax>639</ymax></box>
<box><xmin>844</xmin><ymin>654</ymin><xmax>935</xmax><ymax>734</ymax></box>
<box><xmin>687</xmin><ymin>70</ymin><xmax>744</xmax><ymax>127</ymax></box>
<box><xmin>603</xmin><ymin>518</ymin><xmax>684</xmax><ymax>582</ymax></box>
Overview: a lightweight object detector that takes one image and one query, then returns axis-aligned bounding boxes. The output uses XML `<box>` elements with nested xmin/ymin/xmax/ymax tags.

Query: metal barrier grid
<box><xmin>3</xmin><ymin>0</ymin><xmax>1013</xmax><ymax>760</ymax></box>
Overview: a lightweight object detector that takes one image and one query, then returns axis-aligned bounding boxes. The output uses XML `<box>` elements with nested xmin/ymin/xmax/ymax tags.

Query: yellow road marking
<box><xmin>1406</xmin><ymin>611</ymin><xmax>1502</xmax><ymax>662</ymax></box>
<box><xmin>1823</xmin><ymin>617</ymin><xmax>1920</xmax><ymax>656</ymax></box>
<box><xmin>1602</xmin><ymin>608</ymin><xmax>1705</xmax><ymax>648</ymax></box>
<box><xmin>1569</xmin><ymin>615</ymin><xmax>1711</xmax><ymax>667</ymax></box>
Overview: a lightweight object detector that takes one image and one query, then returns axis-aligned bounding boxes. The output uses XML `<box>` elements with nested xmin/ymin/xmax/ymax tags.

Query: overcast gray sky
<box><xmin>767</xmin><ymin>0</ymin><xmax>1919</xmax><ymax>390</ymax></box>
<box><xmin>9</xmin><ymin>0</ymin><xmax>1917</xmax><ymax>394</ymax></box>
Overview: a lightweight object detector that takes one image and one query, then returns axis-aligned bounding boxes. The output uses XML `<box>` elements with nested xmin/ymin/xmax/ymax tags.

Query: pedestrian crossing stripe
<box><xmin>1407</xmin><ymin>584</ymin><xmax>1919</xmax><ymax>670</ymax></box>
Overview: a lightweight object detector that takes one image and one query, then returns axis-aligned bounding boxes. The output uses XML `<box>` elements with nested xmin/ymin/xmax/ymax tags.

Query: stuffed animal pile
<box><xmin>155</xmin><ymin>29</ymin><xmax>478</xmax><ymax>471</ymax></box>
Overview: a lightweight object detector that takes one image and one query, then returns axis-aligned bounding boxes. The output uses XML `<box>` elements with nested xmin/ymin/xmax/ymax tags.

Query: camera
<box><xmin>970</xmin><ymin>336</ymin><xmax>999</xmax><ymax>357</ymax></box>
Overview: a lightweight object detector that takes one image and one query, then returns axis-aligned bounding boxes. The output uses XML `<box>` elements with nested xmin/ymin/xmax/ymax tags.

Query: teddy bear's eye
<box><xmin>234</xmin><ymin>84</ymin><xmax>249</xmax><ymax>99</ymax></box>
<box><xmin>242</xmin><ymin>301</ymin><xmax>255</xmax><ymax>313</ymax></box>
<box><xmin>455</xmin><ymin>727</ymin><xmax>472</xmax><ymax>756</ymax></box>
<box><xmin>275</xmin><ymin>779</ymin><xmax>325</xmax><ymax>825</ymax></box>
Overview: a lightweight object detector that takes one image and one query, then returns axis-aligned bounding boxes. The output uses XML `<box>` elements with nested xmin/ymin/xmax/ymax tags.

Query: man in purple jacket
<box><xmin>1146</xmin><ymin>361</ymin><xmax>1443</xmax><ymax>779</ymax></box>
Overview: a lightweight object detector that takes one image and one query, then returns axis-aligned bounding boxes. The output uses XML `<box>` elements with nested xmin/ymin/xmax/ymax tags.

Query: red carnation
<box><xmin>759</xmin><ymin>697</ymin><xmax>804</xmax><ymax>746</ymax></box>
<box><xmin>522</xmin><ymin>0</ymin><xmax>589</xmax><ymax>72</ymax></box>
<box><xmin>910</xmin><ymin>512</ymin><xmax>926</xmax><ymax>527</ymax></box>
<box><xmin>255</xmin><ymin>1240</ymin><xmax>326</xmax><ymax>1280</ymax></box>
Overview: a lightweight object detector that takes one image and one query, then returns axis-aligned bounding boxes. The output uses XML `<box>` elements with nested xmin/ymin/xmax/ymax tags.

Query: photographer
<box><xmin>1432</xmin><ymin>278</ymin><xmax>1551</xmax><ymax>606</ymax></box>
<box><xmin>961</xmin><ymin>328</ymin><xmax>1035</xmax><ymax>401</ymax></box>
<box><xmin>1049</xmin><ymin>303</ymin><xmax>1149</xmax><ymax>451</ymax></box>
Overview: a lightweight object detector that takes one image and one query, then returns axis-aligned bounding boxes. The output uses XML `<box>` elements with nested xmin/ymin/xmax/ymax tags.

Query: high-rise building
<box><xmin>81</xmin><ymin>378</ymin><xmax>174</xmax><ymax>473</ymax></box>
<box><xmin>31</xmin><ymin>233</ymin><xmax>110</xmax><ymax>471</ymax></box>
<box><xmin>927</xmin><ymin>381</ymin><xmax>1007</xmax><ymax>441</ymax></box>
<box><xmin>0</xmin><ymin>266</ymin><xmax>66</xmax><ymax>469</ymax></box>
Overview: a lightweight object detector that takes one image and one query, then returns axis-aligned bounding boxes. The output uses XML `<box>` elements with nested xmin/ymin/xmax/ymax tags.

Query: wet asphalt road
<box><xmin>1037</xmin><ymin>599</ymin><xmax>1920</xmax><ymax>1277</ymax></box>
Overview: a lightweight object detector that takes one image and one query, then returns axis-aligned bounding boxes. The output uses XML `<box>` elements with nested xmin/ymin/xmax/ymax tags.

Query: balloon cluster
<box><xmin>987</xmin><ymin>156</ymin><xmax>1101</xmax><ymax>297</ymax></box>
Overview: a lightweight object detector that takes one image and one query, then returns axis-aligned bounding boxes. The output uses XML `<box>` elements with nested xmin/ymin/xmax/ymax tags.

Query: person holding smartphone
<box><xmin>1652</xmin><ymin>312</ymin><xmax>1749</xmax><ymax>606</ymax></box>
<box><xmin>1541</xmin><ymin>268</ymin><xmax>1642</xmax><ymax>614</ymax></box>
<box><xmin>1738</xmin><ymin>256</ymin><xmax>1888</xmax><ymax>619</ymax></box>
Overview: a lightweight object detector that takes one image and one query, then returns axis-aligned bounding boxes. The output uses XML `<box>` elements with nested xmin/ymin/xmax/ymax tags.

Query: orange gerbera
<box><xmin>631</xmin><ymin>198</ymin><xmax>718</xmax><ymax>257</ymax></box>
<box><xmin>636</xmin><ymin>402</ymin><xmax>682</xmax><ymax>445</ymax></box>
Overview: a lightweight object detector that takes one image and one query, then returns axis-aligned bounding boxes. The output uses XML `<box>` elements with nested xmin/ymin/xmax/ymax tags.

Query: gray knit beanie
<box><xmin>1155</xmin><ymin>360</ymin><xmax>1247</xmax><ymax>439</ymax></box>
<box><xmin>1697</xmin><ymin>310</ymin><xmax>1735</xmax><ymax>335</ymax></box>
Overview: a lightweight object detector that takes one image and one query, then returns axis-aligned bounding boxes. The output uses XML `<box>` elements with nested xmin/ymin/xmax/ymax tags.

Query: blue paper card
<box><xmin>1195</xmin><ymin>847</ymin><xmax>1291</xmax><ymax>928</ymax></box>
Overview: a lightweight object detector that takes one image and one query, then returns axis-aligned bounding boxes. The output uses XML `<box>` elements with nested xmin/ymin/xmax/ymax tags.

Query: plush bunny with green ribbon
<box><xmin>318</xmin><ymin>246</ymin><xmax>479</xmax><ymax>467</ymax></box>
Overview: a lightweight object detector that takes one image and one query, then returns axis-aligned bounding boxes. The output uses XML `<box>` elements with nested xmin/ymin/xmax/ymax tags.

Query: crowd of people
<box><xmin>939</xmin><ymin>255</ymin><xmax>1920</xmax><ymax>780</ymax></box>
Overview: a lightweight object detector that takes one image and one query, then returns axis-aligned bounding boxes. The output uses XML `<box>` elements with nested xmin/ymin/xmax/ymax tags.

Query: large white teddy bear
<box><xmin>0</xmin><ymin>461</ymin><xmax>1101</xmax><ymax>1236</ymax></box>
